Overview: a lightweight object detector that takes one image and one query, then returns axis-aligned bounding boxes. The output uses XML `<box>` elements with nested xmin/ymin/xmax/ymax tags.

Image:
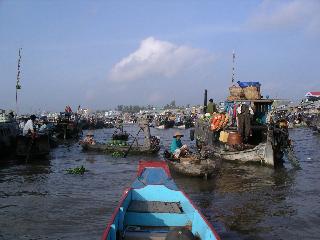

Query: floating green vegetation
<box><xmin>112</xmin><ymin>151</ymin><xmax>124</xmax><ymax>158</ymax></box>
<box><xmin>66</xmin><ymin>165</ymin><xmax>86</xmax><ymax>175</ymax></box>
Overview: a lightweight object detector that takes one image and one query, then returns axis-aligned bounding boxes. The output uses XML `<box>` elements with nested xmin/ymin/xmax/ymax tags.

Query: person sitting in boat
<box><xmin>23</xmin><ymin>114</ymin><xmax>37</xmax><ymax>136</ymax></box>
<box><xmin>170</xmin><ymin>131</ymin><xmax>189</xmax><ymax>159</ymax></box>
<box><xmin>83</xmin><ymin>132</ymin><xmax>96</xmax><ymax>145</ymax></box>
<box><xmin>19</xmin><ymin>118</ymin><xmax>27</xmax><ymax>132</ymax></box>
<box><xmin>39</xmin><ymin>119</ymin><xmax>49</xmax><ymax>132</ymax></box>
<box><xmin>207</xmin><ymin>98</ymin><xmax>217</xmax><ymax>114</ymax></box>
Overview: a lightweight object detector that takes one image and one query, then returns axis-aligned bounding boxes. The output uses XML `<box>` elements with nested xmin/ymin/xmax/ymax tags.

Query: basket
<box><xmin>243</xmin><ymin>86</ymin><xmax>261</xmax><ymax>100</ymax></box>
<box><xmin>229</xmin><ymin>85</ymin><xmax>244</xmax><ymax>98</ymax></box>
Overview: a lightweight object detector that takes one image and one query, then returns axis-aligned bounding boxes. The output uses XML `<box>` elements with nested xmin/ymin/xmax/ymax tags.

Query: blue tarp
<box><xmin>237</xmin><ymin>81</ymin><xmax>261</xmax><ymax>88</ymax></box>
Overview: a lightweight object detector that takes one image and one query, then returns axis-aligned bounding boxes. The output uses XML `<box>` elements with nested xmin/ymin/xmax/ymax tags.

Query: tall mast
<box><xmin>232</xmin><ymin>50</ymin><xmax>235</xmax><ymax>83</ymax></box>
<box><xmin>16</xmin><ymin>48</ymin><xmax>22</xmax><ymax>116</ymax></box>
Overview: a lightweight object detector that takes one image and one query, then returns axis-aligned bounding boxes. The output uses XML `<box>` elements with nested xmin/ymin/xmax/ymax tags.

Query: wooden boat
<box><xmin>102</xmin><ymin>161</ymin><xmax>221</xmax><ymax>240</ymax></box>
<box><xmin>155</xmin><ymin>124</ymin><xmax>165</xmax><ymax>130</ymax></box>
<box><xmin>166</xmin><ymin>159</ymin><xmax>219</xmax><ymax>178</ymax></box>
<box><xmin>81</xmin><ymin>142</ymin><xmax>160</xmax><ymax>155</ymax></box>
<box><xmin>163</xmin><ymin>151</ymin><xmax>219</xmax><ymax>178</ymax></box>
<box><xmin>54</xmin><ymin>112</ymin><xmax>82</xmax><ymax>139</ymax></box>
<box><xmin>211</xmin><ymin>142</ymin><xmax>274</xmax><ymax>164</ymax></box>
<box><xmin>194</xmin><ymin>96</ymin><xmax>291</xmax><ymax>167</ymax></box>
<box><xmin>0</xmin><ymin>118</ymin><xmax>18</xmax><ymax>156</ymax></box>
<box><xmin>16</xmin><ymin>134</ymin><xmax>50</xmax><ymax>158</ymax></box>
<box><xmin>82</xmin><ymin>119</ymin><xmax>160</xmax><ymax>156</ymax></box>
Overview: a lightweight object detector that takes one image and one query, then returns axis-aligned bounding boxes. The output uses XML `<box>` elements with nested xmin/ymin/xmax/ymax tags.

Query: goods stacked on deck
<box><xmin>107</xmin><ymin>139</ymin><xmax>128</xmax><ymax>146</ymax></box>
<box><xmin>228</xmin><ymin>81</ymin><xmax>261</xmax><ymax>101</ymax></box>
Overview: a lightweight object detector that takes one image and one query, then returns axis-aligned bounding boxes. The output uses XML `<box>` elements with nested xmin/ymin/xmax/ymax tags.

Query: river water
<box><xmin>0</xmin><ymin>126</ymin><xmax>319</xmax><ymax>240</ymax></box>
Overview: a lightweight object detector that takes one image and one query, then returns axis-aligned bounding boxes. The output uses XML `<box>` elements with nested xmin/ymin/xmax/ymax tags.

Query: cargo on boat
<box><xmin>194</xmin><ymin>84</ymin><xmax>290</xmax><ymax>167</ymax></box>
<box><xmin>102</xmin><ymin>161</ymin><xmax>220</xmax><ymax>240</ymax></box>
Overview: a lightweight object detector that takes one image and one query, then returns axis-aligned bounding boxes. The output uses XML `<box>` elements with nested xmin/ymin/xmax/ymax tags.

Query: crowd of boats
<box><xmin>1</xmin><ymin>82</ymin><xmax>320</xmax><ymax>239</ymax></box>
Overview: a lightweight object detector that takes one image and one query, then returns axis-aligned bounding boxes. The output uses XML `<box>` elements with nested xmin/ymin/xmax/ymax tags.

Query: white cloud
<box><xmin>108</xmin><ymin>37</ymin><xmax>213</xmax><ymax>82</ymax></box>
<box><xmin>247</xmin><ymin>0</ymin><xmax>320</xmax><ymax>34</ymax></box>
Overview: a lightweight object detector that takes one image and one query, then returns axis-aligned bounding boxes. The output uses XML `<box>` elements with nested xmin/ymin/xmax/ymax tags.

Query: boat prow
<box><xmin>102</xmin><ymin>160</ymin><xmax>220</xmax><ymax>240</ymax></box>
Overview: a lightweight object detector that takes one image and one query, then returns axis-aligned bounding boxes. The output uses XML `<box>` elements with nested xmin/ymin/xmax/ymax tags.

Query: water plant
<box><xmin>66</xmin><ymin>165</ymin><xmax>86</xmax><ymax>174</ymax></box>
<box><xmin>111</xmin><ymin>151</ymin><xmax>124</xmax><ymax>158</ymax></box>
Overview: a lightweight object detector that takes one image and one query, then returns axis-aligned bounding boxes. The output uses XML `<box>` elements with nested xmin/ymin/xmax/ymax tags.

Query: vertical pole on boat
<box><xmin>16</xmin><ymin>48</ymin><xmax>22</xmax><ymax>117</ymax></box>
<box><xmin>203</xmin><ymin>89</ymin><xmax>208</xmax><ymax>114</ymax></box>
<box><xmin>232</xmin><ymin>50</ymin><xmax>235</xmax><ymax>83</ymax></box>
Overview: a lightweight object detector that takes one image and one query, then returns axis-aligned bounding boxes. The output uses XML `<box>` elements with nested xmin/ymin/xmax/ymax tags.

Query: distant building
<box><xmin>305</xmin><ymin>92</ymin><xmax>320</xmax><ymax>101</ymax></box>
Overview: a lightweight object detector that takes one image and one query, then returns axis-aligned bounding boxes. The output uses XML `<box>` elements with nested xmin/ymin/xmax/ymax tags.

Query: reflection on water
<box><xmin>0</xmin><ymin>127</ymin><xmax>320</xmax><ymax>239</ymax></box>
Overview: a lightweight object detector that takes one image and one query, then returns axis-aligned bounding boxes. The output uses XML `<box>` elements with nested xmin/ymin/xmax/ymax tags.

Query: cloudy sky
<box><xmin>1</xmin><ymin>0</ymin><xmax>319</xmax><ymax>112</ymax></box>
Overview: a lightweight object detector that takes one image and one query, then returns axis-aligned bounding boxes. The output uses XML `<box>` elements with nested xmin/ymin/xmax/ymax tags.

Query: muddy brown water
<box><xmin>0</xmin><ymin>126</ymin><xmax>319</xmax><ymax>239</ymax></box>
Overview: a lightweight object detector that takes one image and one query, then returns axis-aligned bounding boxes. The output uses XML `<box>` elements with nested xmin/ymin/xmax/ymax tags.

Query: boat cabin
<box><xmin>224</xmin><ymin>99</ymin><xmax>273</xmax><ymax>145</ymax></box>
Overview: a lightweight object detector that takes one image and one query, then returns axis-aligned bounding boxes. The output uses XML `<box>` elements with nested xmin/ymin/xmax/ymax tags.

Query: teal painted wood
<box><xmin>102</xmin><ymin>161</ymin><xmax>220</xmax><ymax>240</ymax></box>
<box><xmin>124</xmin><ymin>212</ymin><xmax>189</xmax><ymax>226</ymax></box>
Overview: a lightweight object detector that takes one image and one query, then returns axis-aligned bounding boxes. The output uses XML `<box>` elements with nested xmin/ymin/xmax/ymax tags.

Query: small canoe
<box><xmin>166</xmin><ymin>158</ymin><xmax>219</xmax><ymax>178</ymax></box>
<box><xmin>102</xmin><ymin>161</ymin><xmax>221</xmax><ymax>240</ymax></box>
<box><xmin>155</xmin><ymin>125</ymin><xmax>165</xmax><ymax>130</ymax></box>
<box><xmin>163</xmin><ymin>151</ymin><xmax>220</xmax><ymax>178</ymax></box>
<box><xmin>81</xmin><ymin>143</ymin><xmax>160</xmax><ymax>155</ymax></box>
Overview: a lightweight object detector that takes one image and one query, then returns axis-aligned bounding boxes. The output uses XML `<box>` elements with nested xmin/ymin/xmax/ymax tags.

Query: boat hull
<box><xmin>81</xmin><ymin>143</ymin><xmax>160</xmax><ymax>155</ymax></box>
<box><xmin>16</xmin><ymin>134</ymin><xmax>50</xmax><ymax>158</ymax></box>
<box><xmin>166</xmin><ymin>159</ymin><xmax>219</xmax><ymax>178</ymax></box>
<box><xmin>0</xmin><ymin>122</ymin><xmax>18</xmax><ymax>155</ymax></box>
<box><xmin>102</xmin><ymin>161</ymin><xmax>220</xmax><ymax>240</ymax></box>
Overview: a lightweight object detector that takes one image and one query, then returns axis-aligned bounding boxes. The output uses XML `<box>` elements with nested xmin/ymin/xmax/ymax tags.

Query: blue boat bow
<box><xmin>102</xmin><ymin>161</ymin><xmax>220</xmax><ymax>240</ymax></box>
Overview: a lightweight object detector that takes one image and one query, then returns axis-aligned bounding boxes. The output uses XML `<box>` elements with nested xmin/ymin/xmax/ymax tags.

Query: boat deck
<box><xmin>127</xmin><ymin>201</ymin><xmax>182</xmax><ymax>214</ymax></box>
<box><xmin>123</xmin><ymin>201</ymin><xmax>193</xmax><ymax>240</ymax></box>
<box><xmin>123</xmin><ymin>226</ymin><xmax>191</xmax><ymax>240</ymax></box>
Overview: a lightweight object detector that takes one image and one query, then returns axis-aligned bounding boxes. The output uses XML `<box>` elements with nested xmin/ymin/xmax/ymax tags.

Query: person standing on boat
<box><xmin>23</xmin><ymin>115</ymin><xmax>36</xmax><ymax>136</ymax></box>
<box><xmin>207</xmin><ymin>99</ymin><xmax>217</xmax><ymax>114</ymax></box>
<box><xmin>237</xmin><ymin>104</ymin><xmax>253</xmax><ymax>143</ymax></box>
<box><xmin>170</xmin><ymin>131</ymin><xmax>188</xmax><ymax>158</ymax></box>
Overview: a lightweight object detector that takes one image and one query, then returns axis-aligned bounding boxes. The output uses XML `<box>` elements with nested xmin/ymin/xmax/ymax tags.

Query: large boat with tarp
<box><xmin>193</xmin><ymin>82</ymin><xmax>290</xmax><ymax>167</ymax></box>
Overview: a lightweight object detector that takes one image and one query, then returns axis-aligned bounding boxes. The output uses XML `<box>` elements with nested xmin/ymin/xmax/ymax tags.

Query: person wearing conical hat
<box><xmin>83</xmin><ymin>131</ymin><xmax>96</xmax><ymax>145</ymax></box>
<box><xmin>170</xmin><ymin>131</ymin><xmax>188</xmax><ymax>159</ymax></box>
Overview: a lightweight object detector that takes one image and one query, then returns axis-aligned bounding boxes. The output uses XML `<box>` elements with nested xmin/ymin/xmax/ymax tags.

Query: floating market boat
<box><xmin>163</xmin><ymin>151</ymin><xmax>220</xmax><ymax>178</ymax></box>
<box><xmin>81</xmin><ymin>141</ymin><xmax>160</xmax><ymax>155</ymax></box>
<box><xmin>54</xmin><ymin>112</ymin><xmax>82</xmax><ymax>139</ymax></box>
<box><xmin>16</xmin><ymin>134</ymin><xmax>50</xmax><ymax>158</ymax></box>
<box><xmin>102</xmin><ymin>161</ymin><xmax>220</xmax><ymax>240</ymax></box>
<box><xmin>81</xmin><ymin>119</ymin><xmax>161</xmax><ymax>155</ymax></box>
<box><xmin>194</xmin><ymin>87</ymin><xmax>291</xmax><ymax>167</ymax></box>
<box><xmin>155</xmin><ymin>120</ymin><xmax>175</xmax><ymax>129</ymax></box>
<box><xmin>0</xmin><ymin>111</ymin><xmax>18</xmax><ymax>156</ymax></box>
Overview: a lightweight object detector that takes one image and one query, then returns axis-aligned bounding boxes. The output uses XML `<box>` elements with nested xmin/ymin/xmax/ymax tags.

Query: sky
<box><xmin>0</xmin><ymin>0</ymin><xmax>319</xmax><ymax>113</ymax></box>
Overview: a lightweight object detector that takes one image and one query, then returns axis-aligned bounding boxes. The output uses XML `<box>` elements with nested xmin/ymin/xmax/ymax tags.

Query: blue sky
<box><xmin>1</xmin><ymin>0</ymin><xmax>319</xmax><ymax>113</ymax></box>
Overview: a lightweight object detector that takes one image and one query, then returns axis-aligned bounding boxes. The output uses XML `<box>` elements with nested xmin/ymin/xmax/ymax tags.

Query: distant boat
<box><xmin>102</xmin><ymin>161</ymin><xmax>220</xmax><ymax>240</ymax></box>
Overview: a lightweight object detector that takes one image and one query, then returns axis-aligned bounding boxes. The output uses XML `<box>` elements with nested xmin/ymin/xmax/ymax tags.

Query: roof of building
<box><xmin>305</xmin><ymin>92</ymin><xmax>320</xmax><ymax>97</ymax></box>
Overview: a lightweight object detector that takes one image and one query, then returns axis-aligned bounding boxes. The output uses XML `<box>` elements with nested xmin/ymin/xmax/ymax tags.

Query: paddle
<box><xmin>123</xmin><ymin>127</ymin><xmax>143</xmax><ymax>158</ymax></box>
